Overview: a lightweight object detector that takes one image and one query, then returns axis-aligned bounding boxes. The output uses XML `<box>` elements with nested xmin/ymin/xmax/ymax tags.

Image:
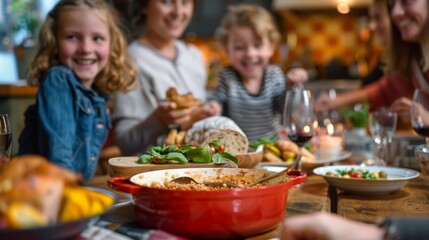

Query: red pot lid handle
<box><xmin>107</xmin><ymin>176</ymin><xmax>143</xmax><ymax>194</ymax></box>
<box><xmin>287</xmin><ymin>170</ymin><xmax>307</xmax><ymax>185</ymax></box>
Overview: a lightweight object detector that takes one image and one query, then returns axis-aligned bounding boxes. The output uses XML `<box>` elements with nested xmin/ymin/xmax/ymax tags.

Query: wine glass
<box><xmin>0</xmin><ymin>114</ymin><xmax>12</xmax><ymax>171</ymax></box>
<box><xmin>283</xmin><ymin>87</ymin><xmax>318</xmax><ymax>169</ymax></box>
<box><xmin>368</xmin><ymin>109</ymin><xmax>397</xmax><ymax>166</ymax></box>
<box><xmin>411</xmin><ymin>89</ymin><xmax>429</xmax><ymax>144</ymax></box>
<box><xmin>411</xmin><ymin>89</ymin><xmax>429</xmax><ymax>174</ymax></box>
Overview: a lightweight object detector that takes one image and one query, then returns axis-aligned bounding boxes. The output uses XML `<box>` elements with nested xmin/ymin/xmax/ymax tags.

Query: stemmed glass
<box><xmin>283</xmin><ymin>87</ymin><xmax>318</xmax><ymax>169</ymax></box>
<box><xmin>411</xmin><ymin>89</ymin><xmax>429</xmax><ymax>174</ymax></box>
<box><xmin>368</xmin><ymin>109</ymin><xmax>397</xmax><ymax>166</ymax></box>
<box><xmin>411</xmin><ymin>89</ymin><xmax>429</xmax><ymax>144</ymax></box>
<box><xmin>0</xmin><ymin>114</ymin><xmax>12</xmax><ymax>171</ymax></box>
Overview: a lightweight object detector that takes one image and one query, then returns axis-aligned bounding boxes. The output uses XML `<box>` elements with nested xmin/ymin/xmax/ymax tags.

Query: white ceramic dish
<box><xmin>260</xmin><ymin>151</ymin><xmax>352</xmax><ymax>167</ymax></box>
<box><xmin>313</xmin><ymin>165</ymin><xmax>419</xmax><ymax>196</ymax></box>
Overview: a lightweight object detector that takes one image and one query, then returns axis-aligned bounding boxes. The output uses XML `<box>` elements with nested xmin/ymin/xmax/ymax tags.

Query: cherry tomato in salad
<box><xmin>209</xmin><ymin>145</ymin><xmax>216</xmax><ymax>155</ymax></box>
<box><xmin>350</xmin><ymin>172</ymin><xmax>362</xmax><ymax>178</ymax></box>
<box><xmin>152</xmin><ymin>157</ymin><xmax>161</xmax><ymax>163</ymax></box>
<box><xmin>217</xmin><ymin>145</ymin><xmax>225</xmax><ymax>153</ymax></box>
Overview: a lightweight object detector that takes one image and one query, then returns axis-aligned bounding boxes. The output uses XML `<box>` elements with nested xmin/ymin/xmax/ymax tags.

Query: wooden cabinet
<box><xmin>0</xmin><ymin>83</ymin><xmax>37</xmax><ymax>155</ymax></box>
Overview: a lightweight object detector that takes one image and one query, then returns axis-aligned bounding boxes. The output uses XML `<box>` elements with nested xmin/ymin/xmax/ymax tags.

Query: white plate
<box><xmin>260</xmin><ymin>151</ymin><xmax>352</xmax><ymax>167</ymax></box>
<box><xmin>313</xmin><ymin>165</ymin><xmax>419</xmax><ymax>196</ymax></box>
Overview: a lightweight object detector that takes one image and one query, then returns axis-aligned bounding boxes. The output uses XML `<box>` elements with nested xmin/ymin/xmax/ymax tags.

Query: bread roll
<box><xmin>185</xmin><ymin>116</ymin><xmax>249</xmax><ymax>154</ymax></box>
<box><xmin>166</xmin><ymin>87</ymin><xmax>202</xmax><ymax>109</ymax></box>
<box><xmin>0</xmin><ymin>155</ymin><xmax>80</xmax><ymax>189</ymax></box>
<box><xmin>164</xmin><ymin>129</ymin><xmax>177</xmax><ymax>146</ymax></box>
<box><xmin>275</xmin><ymin>140</ymin><xmax>299</xmax><ymax>153</ymax></box>
<box><xmin>0</xmin><ymin>175</ymin><xmax>64</xmax><ymax>224</ymax></box>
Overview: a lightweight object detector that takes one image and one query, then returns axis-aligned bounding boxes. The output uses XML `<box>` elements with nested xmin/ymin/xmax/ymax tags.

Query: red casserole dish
<box><xmin>108</xmin><ymin>168</ymin><xmax>306</xmax><ymax>239</ymax></box>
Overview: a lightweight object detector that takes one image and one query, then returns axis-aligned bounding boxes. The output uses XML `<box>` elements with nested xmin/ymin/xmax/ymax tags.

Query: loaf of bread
<box><xmin>0</xmin><ymin>155</ymin><xmax>114</xmax><ymax>228</ymax></box>
<box><xmin>166</xmin><ymin>87</ymin><xmax>202</xmax><ymax>109</ymax></box>
<box><xmin>0</xmin><ymin>175</ymin><xmax>64</xmax><ymax>224</ymax></box>
<box><xmin>0</xmin><ymin>155</ymin><xmax>80</xmax><ymax>189</ymax></box>
<box><xmin>185</xmin><ymin>116</ymin><xmax>249</xmax><ymax>154</ymax></box>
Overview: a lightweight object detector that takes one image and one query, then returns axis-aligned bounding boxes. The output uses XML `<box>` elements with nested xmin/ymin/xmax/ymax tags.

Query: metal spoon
<box><xmin>170</xmin><ymin>176</ymin><xmax>239</xmax><ymax>188</ymax></box>
<box><xmin>244</xmin><ymin>153</ymin><xmax>302</xmax><ymax>187</ymax></box>
<box><xmin>170</xmin><ymin>154</ymin><xmax>302</xmax><ymax>188</ymax></box>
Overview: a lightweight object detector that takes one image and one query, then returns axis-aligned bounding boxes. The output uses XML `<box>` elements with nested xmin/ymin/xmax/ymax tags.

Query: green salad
<box><xmin>326</xmin><ymin>168</ymin><xmax>388</xmax><ymax>179</ymax></box>
<box><xmin>138</xmin><ymin>140</ymin><xmax>237</xmax><ymax>165</ymax></box>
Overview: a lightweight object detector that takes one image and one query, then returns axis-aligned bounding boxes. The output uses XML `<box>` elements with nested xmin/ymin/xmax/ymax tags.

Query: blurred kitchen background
<box><xmin>1</xmin><ymin>0</ymin><xmax>377</xmax><ymax>84</ymax></box>
<box><xmin>1</xmin><ymin>0</ymin><xmax>377</xmax><ymax>155</ymax></box>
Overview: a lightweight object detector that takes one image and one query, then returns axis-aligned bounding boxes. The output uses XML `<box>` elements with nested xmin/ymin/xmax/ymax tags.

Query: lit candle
<box><xmin>318</xmin><ymin>123</ymin><xmax>344</xmax><ymax>158</ymax></box>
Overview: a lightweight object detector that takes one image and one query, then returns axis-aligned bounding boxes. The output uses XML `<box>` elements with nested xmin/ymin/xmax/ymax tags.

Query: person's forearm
<box><xmin>333</xmin><ymin>89</ymin><xmax>369</xmax><ymax>109</ymax></box>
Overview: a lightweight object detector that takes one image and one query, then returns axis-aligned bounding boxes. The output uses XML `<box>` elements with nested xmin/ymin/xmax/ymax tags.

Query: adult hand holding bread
<box><xmin>155</xmin><ymin>100</ymin><xmax>195</xmax><ymax>129</ymax></box>
<box><xmin>160</xmin><ymin>88</ymin><xmax>220</xmax><ymax>131</ymax></box>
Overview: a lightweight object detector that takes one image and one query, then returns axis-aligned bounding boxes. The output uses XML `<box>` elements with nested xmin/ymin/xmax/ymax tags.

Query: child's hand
<box><xmin>180</xmin><ymin>101</ymin><xmax>222</xmax><ymax>130</ymax></box>
<box><xmin>286</xmin><ymin>68</ymin><xmax>308</xmax><ymax>84</ymax></box>
<box><xmin>201</xmin><ymin>101</ymin><xmax>222</xmax><ymax>117</ymax></box>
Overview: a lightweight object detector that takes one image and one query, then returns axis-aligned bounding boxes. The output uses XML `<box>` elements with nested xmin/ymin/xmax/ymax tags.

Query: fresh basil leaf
<box><xmin>179</xmin><ymin>144</ymin><xmax>193</xmax><ymax>152</ymax></box>
<box><xmin>165</xmin><ymin>152</ymin><xmax>188</xmax><ymax>164</ymax></box>
<box><xmin>138</xmin><ymin>154</ymin><xmax>153</xmax><ymax>163</ymax></box>
<box><xmin>184</xmin><ymin>148</ymin><xmax>203</xmax><ymax>158</ymax></box>
<box><xmin>191</xmin><ymin>145</ymin><xmax>212</xmax><ymax>163</ymax></box>
<box><xmin>209</xmin><ymin>140</ymin><xmax>222</xmax><ymax>148</ymax></box>
<box><xmin>161</xmin><ymin>145</ymin><xmax>171</xmax><ymax>154</ymax></box>
<box><xmin>220</xmin><ymin>151</ymin><xmax>237</xmax><ymax>163</ymax></box>
<box><xmin>167</xmin><ymin>145</ymin><xmax>179</xmax><ymax>153</ymax></box>
<box><xmin>152</xmin><ymin>146</ymin><xmax>162</xmax><ymax>152</ymax></box>
<box><xmin>151</xmin><ymin>151</ymin><xmax>164</xmax><ymax>158</ymax></box>
<box><xmin>202</xmin><ymin>145</ymin><xmax>213</xmax><ymax>162</ymax></box>
<box><xmin>250</xmin><ymin>134</ymin><xmax>278</xmax><ymax>148</ymax></box>
<box><xmin>149</xmin><ymin>147</ymin><xmax>160</xmax><ymax>155</ymax></box>
<box><xmin>213</xmin><ymin>153</ymin><xmax>227</xmax><ymax>164</ymax></box>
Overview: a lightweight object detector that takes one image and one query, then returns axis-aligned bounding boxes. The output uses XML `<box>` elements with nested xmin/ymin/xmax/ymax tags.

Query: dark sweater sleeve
<box><xmin>361</xmin><ymin>63</ymin><xmax>384</xmax><ymax>87</ymax></box>
<box><xmin>388</xmin><ymin>217</ymin><xmax>429</xmax><ymax>240</ymax></box>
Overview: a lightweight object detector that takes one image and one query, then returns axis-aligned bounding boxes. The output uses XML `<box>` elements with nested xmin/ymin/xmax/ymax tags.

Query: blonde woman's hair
<box><xmin>385</xmin><ymin>0</ymin><xmax>429</xmax><ymax>75</ymax></box>
<box><xmin>217</xmin><ymin>4</ymin><xmax>281</xmax><ymax>48</ymax></box>
<box><xmin>28</xmin><ymin>0</ymin><xmax>137</xmax><ymax>93</ymax></box>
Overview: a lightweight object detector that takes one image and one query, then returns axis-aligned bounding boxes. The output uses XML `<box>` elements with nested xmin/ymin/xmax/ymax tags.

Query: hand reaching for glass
<box><xmin>390</xmin><ymin>97</ymin><xmax>413</xmax><ymax>127</ymax></box>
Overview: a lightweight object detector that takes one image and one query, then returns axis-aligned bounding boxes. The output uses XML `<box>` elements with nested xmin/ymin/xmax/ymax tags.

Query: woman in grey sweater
<box><xmin>113</xmin><ymin>0</ymin><xmax>219</xmax><ymax>155</ymax></box>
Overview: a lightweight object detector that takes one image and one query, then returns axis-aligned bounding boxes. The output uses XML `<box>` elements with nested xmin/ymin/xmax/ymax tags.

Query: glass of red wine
<box><xmin>0</xmin><ymin>114</ymin><xmax>12</xmax><ymax>172</ymax></box>
<box><xmin>283</xmin><ymin>87</ymin><xmax>318</xmax><ymax>169</ymax></box>
<box><xmin>411</xmin><ymin>89</ymin><xmax>429</xmax><ymax>143</ymax></box>
<box><xmin>411</xmin><ymin>89</ymin><xmax>429</xmax><ymax>174</ymax></box>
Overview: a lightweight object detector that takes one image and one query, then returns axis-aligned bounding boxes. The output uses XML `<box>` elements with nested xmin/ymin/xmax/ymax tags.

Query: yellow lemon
<box><xmin>264</xmin><ymin>144</ymin><xmax>281</xmax><ymax>156</ymax></box>
<box><xmin>6</xmin><ymin>202</ymin><xmax>45</xmax><ymax>228</ymax></box>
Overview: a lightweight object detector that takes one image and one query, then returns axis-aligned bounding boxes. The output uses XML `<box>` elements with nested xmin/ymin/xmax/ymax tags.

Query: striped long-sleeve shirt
<box><xmin>212</xmin><ymin>65</ymin><xmax>286</xmax><ymax>142</ymax></box>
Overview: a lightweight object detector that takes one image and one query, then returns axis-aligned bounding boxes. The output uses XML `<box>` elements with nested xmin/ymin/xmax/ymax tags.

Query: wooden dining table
<box><xmin>85</xmin><ymin>156</ymin><xmax>429</xmax><ymax>239</ymax></box>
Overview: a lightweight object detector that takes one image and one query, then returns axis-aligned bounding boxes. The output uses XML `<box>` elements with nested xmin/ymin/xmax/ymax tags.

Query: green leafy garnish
<box><xmin>165</xmin><ymin>152</ymin><xmax>188</xmax><ymax>163</ymax></box>
<box><xmin>250</xmin><ymin>134</ymin><xmax>278</xmax><ymax>149</ymax></box>
<box><xmin>340</xmin><ymin>103</ymin><xmax>369</xmax><ymax>128</ymax></box>
<box><xmin>138</xmin><ymin>140</ymin><xmax>237</xmax><ymax>165</ymax></box>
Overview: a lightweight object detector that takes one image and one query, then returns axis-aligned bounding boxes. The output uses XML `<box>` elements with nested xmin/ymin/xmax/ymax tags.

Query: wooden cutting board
<box><xmin>108</xmin><ymin>156</ymin><xmax>222</xmax><ymax>177</ymax></box>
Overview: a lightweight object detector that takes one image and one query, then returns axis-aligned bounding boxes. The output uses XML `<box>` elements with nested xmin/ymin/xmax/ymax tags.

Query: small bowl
<box><xmin>236</xmin><ymin>150</ymin><xmax>263</xmax><ymax>168</ymax></box>
<box><xmin>313</xmin><ymin>165</ymin><xmax>419</xmax><ymax>195</ymax></box>
<box><xmin>414</xmin><ymin>144</ymin><xmax>429</xmax><ymax>175</ymax></box>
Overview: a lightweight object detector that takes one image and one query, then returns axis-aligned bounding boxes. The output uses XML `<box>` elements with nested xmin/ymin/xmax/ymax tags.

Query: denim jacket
<box><xmin>18</xmin><ymin>65</ymin><xmax>111</xmax><ymax>180</ymax></box>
